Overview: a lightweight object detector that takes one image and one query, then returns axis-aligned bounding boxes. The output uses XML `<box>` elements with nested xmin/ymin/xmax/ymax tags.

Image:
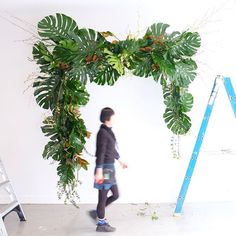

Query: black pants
<box><xmin>96</xmin><ymin>184</ymin><xmax>119</xmax><ymax>219</ymax></box>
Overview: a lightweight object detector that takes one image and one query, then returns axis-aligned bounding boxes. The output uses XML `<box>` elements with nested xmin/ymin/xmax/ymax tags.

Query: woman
<box><xmin>89</xmin><ymin>107</ymin><xmax>127</xmax><ymax>232</ymax></box>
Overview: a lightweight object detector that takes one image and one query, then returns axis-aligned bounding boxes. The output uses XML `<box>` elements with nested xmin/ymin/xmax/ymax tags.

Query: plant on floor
<box><xmin>136</xmin><ymin>202</ymin><xmax>159</xmax><ymax>220</ymax></box>
<box><xmin>32</xmin><ymin>13</ymin><xmax>201</xmax><ymax>206</ymax></box>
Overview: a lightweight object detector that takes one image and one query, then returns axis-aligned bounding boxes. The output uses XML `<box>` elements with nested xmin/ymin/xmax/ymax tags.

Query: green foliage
<box><xmin>163</xmin><ymin>108</ymin><xmax>191</xmax><ymax>135</ymax></box>
<box><xmin>169</xmin><ymin>31</ymin><xmax>201</xmax><ymax>58</ymax></box>
<box><xmin>93</xmin><ymin>63</ymin><xmax>120</xmax><ymax>85</ymax></box>
<box><xmin>33</xmin><ymin>75</ymin><xmax>62</xmax><ymax>110</ymax></box>
<box><xmin>32</xmin><ymin>42</ymin><xmax>54</xmax><ymax>72</ymax></box>
<box><xmin>57</xmin><ymin>159</ymin><xmax>76</xmax><ymax>185</ymax></box>
<box><xmin>38</xmin><ymin>13</ymin><xmax>79</xmax><ymax>41</ymax></box>
<box><xmin>180</xmin><ymin>92</ymin><xmax>194</xmax><ymax>112</ymax></box>
<box><xmin>132</xmin><ymin>56</ymin><xmax>153</xmax><ymax>77</ymax></box>
<box><xmin>146</xmin><ymin>23</ymin><xmax>170</xmax><ymax>36</ymax></box>
<box><xmin>104</xmin><ymin>48</ymin><xmax>125</xmax><ymax>75</ymax></box>
<box><xmin>163</xmin><ymin>85</ymin><xmax>193</xmax><ymax>134</ymax></box>
<box><xmin>136</xmin><ymin>202</ymin><xmax>159</xmax><ymax>221</ymax></box>
<box><xmin>32</xmin><ymin>13</ymin><xmax>201</xmax><ymax>206</ymax></box>
<box><xmin>171</xmin><ymin>59</ymin><xmax>197</xmax><ymax>87</ymax></box>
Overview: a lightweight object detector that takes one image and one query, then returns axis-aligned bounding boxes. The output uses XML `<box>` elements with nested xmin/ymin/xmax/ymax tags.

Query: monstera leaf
<box><xmin>53</xmin><ymin>39</ymin><xmax>79</xmax><ymax>62</ymax></box>
<box><xmin>180</xmin><ymin>92</ymin><xmax>193</xmax><ymax>112</ymax></box>
<box><xmin>132</xmin><ymin>54</ymin><xmax>153</xmax><ymax>78</ymax></box>
<box><xmin>104</xmin><ymin>48</ymin><xmax>125</xmax><ymax>75</ymax></box>
<box><xmin>66</xmin><ymin>28</ymin><xmax>105</xmax><ymax>84</ymax></box>
<box><xmin>65</xmin><ymin>79</ymin><xmax>89</xmax><ymax>105</ymax></box>
<box><xmin>71</xmin><ymin>28</ymin><xmax>101</xmax><ymax>62</ymax></box>
<box><xmin>69</xmin><ymin>131</ymin><xmax>83</xmax><ymax>152</ymax></box>
<box><xmin>169</xmin><ymin>31</ymin><xmax>201</xmax><ymax>58</ymax></box>
<box><xmin>33</xmin><ymin>42</ymin><xmax>53</xmax><ymax>64</ymax></box>
<box><xmin>75</xmin><ymin>28</ymin><xmax>99</xmax><ymax>50</ymax></box>
<box><xmin>43</xmin><ymin>140</ymin><xmax>63</xmax><ymax>161</ymax></box>
<box><xmin>146</xmin><ymin>23</ymin><xmax>170</xmax><ymax>36</ymax></box>
<box><xmin>163</xmin><ymin>108</ymin><xmax>191</xmax><ymax>134</ymax></box>
<box><xmin>32</xmin><ymin>42</ymin><xmax>54</xmax><ymax>72</ymax></box>
<box><xmin>93</xmin><ymin>63</ymin><xmax>120</xmax><ymax>85</ymax></box>
<box><xmin>171</xmin><ymin>59</ymin><xmax>197</xmax><ymax>87</ymax></box>
<box><xmin>41</xmin><ymin>116</ymin><xmax>58</xmax><ymax>140</ymax></box>
<box><xmin>57</xmin><ymin>160</ymin><xmax>75</xmax><ymax>185</ymax></box>
<box><xmin>162</xmin><ymin>84</ymin><xmax>192</xmax><ymax>134</ymax></box>
<box><xmin>33</xmin><ymin>75</ymin><xmax>62</xmax><ymax>110</ymax></box>
<box><xmin>38</xmin><ymin>13</ymin><xmax>79</xmax><ymax>41</ymax></box>
<box><xmin>152</xmin><ymin>54</ymin><xmax>175</xmax><ymax>77</ymax></box>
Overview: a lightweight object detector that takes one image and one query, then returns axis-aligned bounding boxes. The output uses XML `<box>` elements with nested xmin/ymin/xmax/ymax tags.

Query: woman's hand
<box><xmin>95</xmin><ymin>168</ymin><xmax>104</xmax><ymax>184</ymax></box>
<box><xmin>118</xmin><ymin>160</ymin><xmax>128</xmax><ymax>169</ymax></box>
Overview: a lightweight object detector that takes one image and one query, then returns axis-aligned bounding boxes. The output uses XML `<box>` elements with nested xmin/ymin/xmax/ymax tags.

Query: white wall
<box><xmin>0</xmin><ymin>0</ymin><xmax>236</xmax><ymax>204</ymax></box>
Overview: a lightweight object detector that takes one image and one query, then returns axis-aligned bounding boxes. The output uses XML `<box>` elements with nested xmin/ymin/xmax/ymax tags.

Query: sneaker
<box><xmin>96</xmin><ymin>222</ymin><xmax>116</xmax><ymax>232</ymax></box>
<box><xmin>88</xmin><ymin>210</ymin><xmax>97</xmax><ymax>222</ymax></box>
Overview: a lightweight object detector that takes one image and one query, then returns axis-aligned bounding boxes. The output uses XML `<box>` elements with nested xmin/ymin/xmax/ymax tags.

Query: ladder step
<box><xmin>0</xmin><ymin>181</ymin><xmax>10</xmax><ymax>188</ymax></box>
<box><xmin>0</xmin><ymin>201</ymin><xmax>18</xmax><ymax>218</ymax></box>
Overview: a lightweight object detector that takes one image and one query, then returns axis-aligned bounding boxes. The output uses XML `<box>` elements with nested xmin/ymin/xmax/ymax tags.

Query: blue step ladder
<box><xmin>174</xmin><ymin>76</ymin><xmax>236</xmax><ymax>216</ymax></box>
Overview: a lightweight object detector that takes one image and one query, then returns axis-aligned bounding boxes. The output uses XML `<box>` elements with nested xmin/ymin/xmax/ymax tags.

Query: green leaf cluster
<box><xmin>32</xmin><ymin>13</ymin><xmax>201</xmax><ymax>205</ymax></box>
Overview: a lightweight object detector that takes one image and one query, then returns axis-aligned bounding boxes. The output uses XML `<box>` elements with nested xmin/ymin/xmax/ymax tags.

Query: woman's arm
<box><xmin>95</xmin><ymin>130</ymin><xmax>107</xmax><ymax>183</ymax></box>
<box><xmin>95</xmin><ymin>130</ymin><xmax>107</xmax><ymax>166</ymax></box>
<box><xmin>114</xmin><ymin>144</ymin><xmax>128</xmax><ymax>169</ymax></box>
<box><xmin>117</xmin><ymin>159</ymin><xmax>128</xmax><ymax>169</ymax></box>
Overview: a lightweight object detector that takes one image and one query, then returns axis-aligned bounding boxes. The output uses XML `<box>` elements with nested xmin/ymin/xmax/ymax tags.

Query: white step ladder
<box><xmin>0</xmin><ymin>158</ymin><xmax>26</xmax><ymax>236</ymax></box>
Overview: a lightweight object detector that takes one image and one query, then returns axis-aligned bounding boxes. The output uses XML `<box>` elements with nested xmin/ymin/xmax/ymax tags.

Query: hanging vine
<box><xmin>32</xmin><ymin>13</ymin><xmax>201</xmax><ymax>205</ymax></box>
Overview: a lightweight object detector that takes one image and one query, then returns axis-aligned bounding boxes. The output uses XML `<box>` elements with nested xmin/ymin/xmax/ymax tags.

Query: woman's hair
<box><xmin>100</xmin><ymin>107</ymin><xmax>115</xmax><ymax>123</ymax></box>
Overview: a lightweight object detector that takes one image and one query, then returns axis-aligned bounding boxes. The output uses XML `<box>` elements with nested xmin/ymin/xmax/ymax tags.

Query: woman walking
<box><xmin>89</xmin><ymin>107</ymin><xmax>127</xmax><ymax>232</ymax></box>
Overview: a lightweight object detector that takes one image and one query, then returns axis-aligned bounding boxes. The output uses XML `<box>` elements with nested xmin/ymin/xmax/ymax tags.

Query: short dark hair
<box><xmin>100</xmin><ymin>107</ymin><xmax>115</xmax><ymax>123</ymax></box>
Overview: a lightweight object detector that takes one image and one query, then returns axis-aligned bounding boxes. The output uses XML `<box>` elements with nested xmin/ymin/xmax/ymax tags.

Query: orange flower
<box><xmin>140</xmin><ymin>46</ymin><xmax>152</xmax><ymax>52</ymax></box>
<box><xmin>86</xmin><ymin>131</ymin><xmax>92</xmax><ymax>138</ymax></box>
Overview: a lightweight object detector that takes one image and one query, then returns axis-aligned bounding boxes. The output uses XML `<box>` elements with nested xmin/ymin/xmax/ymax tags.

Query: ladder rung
<box><xmin>0</xmin><ymin>201</ymin><xmax>18</xmax><ymax>218</ymax></box>
<box><xmin>0</xmin><ymin>180</ymin><xmax>10</xmax><ymax>188</ymax></box>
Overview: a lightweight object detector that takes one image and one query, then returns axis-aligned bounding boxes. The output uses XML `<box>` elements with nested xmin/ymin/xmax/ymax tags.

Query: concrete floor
<box><xmin>3</xmin><ymin>202</ymin><xmax>236</xmax><ymax>236</ymax></box>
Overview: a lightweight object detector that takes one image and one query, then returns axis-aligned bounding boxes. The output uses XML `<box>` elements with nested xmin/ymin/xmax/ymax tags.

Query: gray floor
<box><xmin>3</xmin><ymin>202</ymin><xmax>236</xmax><ymax>236</ymax></box>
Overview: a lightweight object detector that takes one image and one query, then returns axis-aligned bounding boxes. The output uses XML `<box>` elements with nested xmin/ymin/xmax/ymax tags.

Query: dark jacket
<box><xmin>95</xmin><ymin>124</ymin><xmax>120</xmax><ymax>167</ymax></box>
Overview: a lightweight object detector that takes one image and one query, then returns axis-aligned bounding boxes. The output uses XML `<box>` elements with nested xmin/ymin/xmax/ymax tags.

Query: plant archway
<box><xmin>32</xmin><ymin>13</ymin><xmax>201</xmax><ymax>205</ymax></box>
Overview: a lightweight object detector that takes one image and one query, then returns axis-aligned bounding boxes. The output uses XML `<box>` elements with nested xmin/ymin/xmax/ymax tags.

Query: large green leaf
<box><xmin>104</xmin><ymin>48</ymin><xmax>125</xmax><ymax>75</ymax></box>
<box><xmin>53</xmin><ymin>39</ymin><xmax>79</xmax><ymax>62</ymax></box>
<box><xmin>65</xmin><ymin>79</ymin><xmax>89</xmax><ymax>105</ymax></box>
<box><xmin>66</xmin><ymin>28</ymin><xmax>104</xmax><ymax>84</ymax></box>
<box><xmin>93</xmin><ymin>63</ymin><xmax>120</xmax><ymax>85</ymax></box>
<box><xmin>146</xmin><ymin>23</ymin><xmax>170</xmax><ymax>36</ymax></box>
<box><xmin>152</xmin><ymin>54</ymin><xmax>175</xmax><ymax>77</ymax></box>
<box><xmin>66</xmin><ymin>64</ymin><xmax>95</xmax><ymax>85</ymax></box>
<box><xmin>43</xmin><ymin>140</ymin><xmax>63</xmax><ymax>160</ymax></box>
<box><xmin>32</xmin><ymin>42</ymin><xmax>54</xmax><ymax>72</ymax></box>
<box><xmin>169</xmin><ymin>32</ymin><xmax>201</xmax><ymax>58</ymax></box>
<box><xmin>33</xmin><ymin>75</ymin><xmax>61</xmax><ymax>110</ymax></box>
<box><xmin>41</xmin><ymin>116</ymin><xmax>58</xmax><ymax>140</ymax></box>
<box><xmin>151</xmin><ymin>70</ymin><xmax>162</xmax><ymax>82</ymax></box>
<box><xmin>69</xmin><ymin>130</ymin><xmax>83</xmax><ymax>152</ymax></box>
<box><xmin>163</xmin><ymin>84</ymin><xmax>180</xmax><ymax>110</ymax></box>
<box><xmin>163</xmin><ymin>108</ymin><xmax>191</xmax><ymax>135</ymax></box>
<box><xmin>132</xmin><ymin>53</ymin><xmax>153</xmax><ymax>78</ymax></box>
<box><xmin>171</xmin><ymin>59</ymin><xmax>197</xmax><ymax>87</ymax></box>
<box><xmin>118</xmin><ymin>39</ymin><xmax>140</xmax><ymax>55</ymax></box>
<box><xmin>38</xmin><ymin>13</ymin><xmax>79</xmax><ymax>41</ymax></box>
<box><xmin>33</xmin><ymin>42</ymin><xmax>53</xmax><ymax>63</ymax></box>
<box><xmin>180</xmin><ymin>92</ymin><xmax>193</xmax><ymax>112</ymax></box>
<box><xmin>70</xmin><ymin>28</ymin><xmax>101</xmax><ymax>62</ymax></box>
<box><xmin>57</xmin><ymin>160</ymin><xmax>75</xmax><ymax>185</ymax></box>
<box><xmin>162</xmin><ymin>84</ymin><xmax>192</xmax><ymax>134</ymax></box>
<box><xmin>74</xmin><ymin>28</ymin><xmax>98</xmax><ymax>50</ymax></box>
